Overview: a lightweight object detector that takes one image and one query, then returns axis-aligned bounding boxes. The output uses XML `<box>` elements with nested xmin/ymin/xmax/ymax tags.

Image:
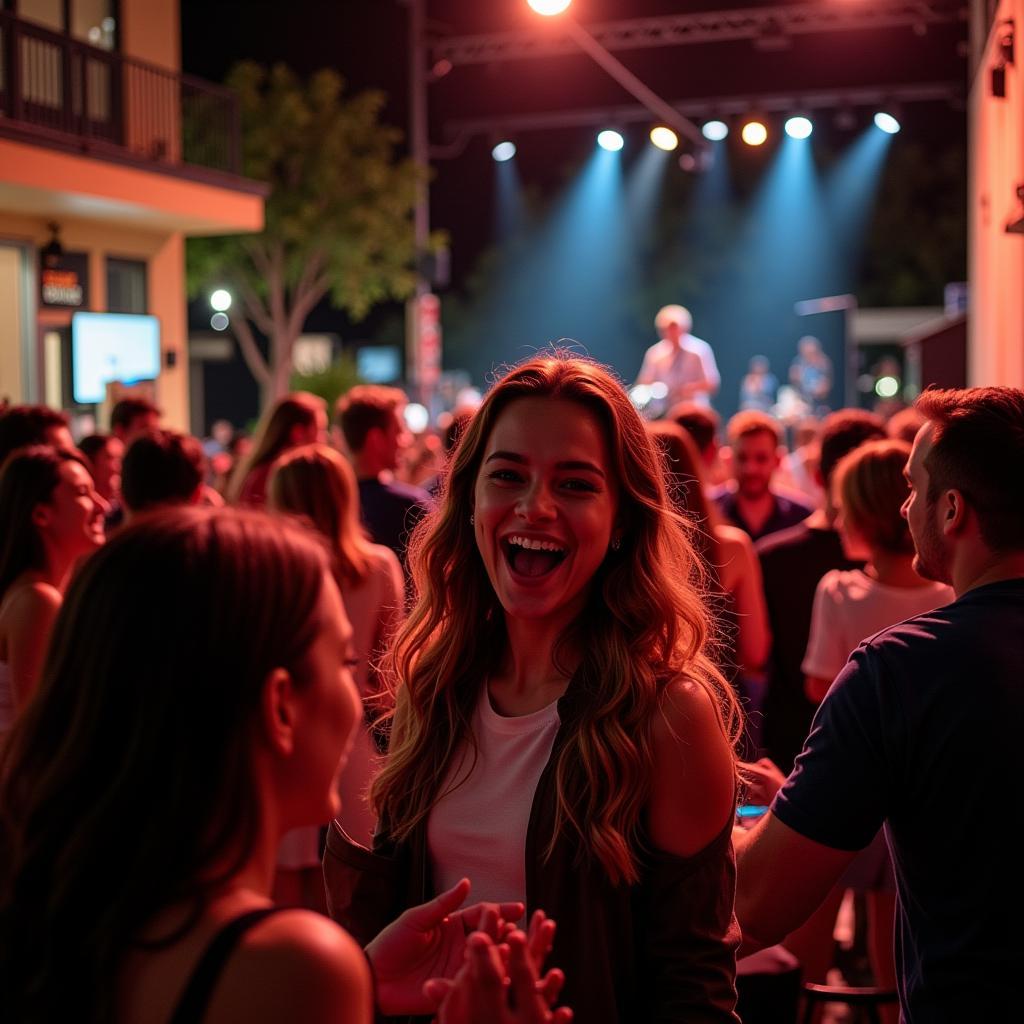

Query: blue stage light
<box><xmin>874</xmin><ymin>112</ymin><xmax>901</xmax><ymax>135</ymax></box>
<box><xmin>597</xmin><ymin>129</ymin><xmax>625</xmax><ymax>152</ymax></box>
<box><xmin>784</xmin><ymin>116</ymin><xmax>813</xmax><ymax>140</ymax></box>
<box><xmin>492</xmin><ymin>141</ymin><xmax>517</xmax><ymax>162</ymax></box>
<box><xmin>702</xmin><ymin>120</ymin><xmax>729</xmax><ymax>142</ymax></box>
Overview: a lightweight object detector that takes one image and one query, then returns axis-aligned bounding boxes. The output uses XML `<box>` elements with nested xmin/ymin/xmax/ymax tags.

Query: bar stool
<box><xmin>800</xmin><ymin>982</ymin><xmax>899</xmax><ymax>1024</ymax></box>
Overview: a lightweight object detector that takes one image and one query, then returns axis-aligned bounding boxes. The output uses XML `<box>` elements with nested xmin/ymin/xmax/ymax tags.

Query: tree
<box><xmin>188</xmin><ymin>62</ymin><xmax>424</xmax><ymax>400</ymax></box>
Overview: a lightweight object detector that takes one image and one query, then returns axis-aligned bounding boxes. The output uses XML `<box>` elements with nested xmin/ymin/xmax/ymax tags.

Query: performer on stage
<box><xmin>636</xmin><ymin>305</ymin><xmax>720</xmax><ymax>410</ymax></box>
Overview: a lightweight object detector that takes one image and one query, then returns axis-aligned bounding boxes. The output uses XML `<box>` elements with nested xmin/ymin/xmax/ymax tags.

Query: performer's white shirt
<box><xmin>637</xmin><ymin>333</ymin><xmax>720</xmax><ymax>408</ymax></box>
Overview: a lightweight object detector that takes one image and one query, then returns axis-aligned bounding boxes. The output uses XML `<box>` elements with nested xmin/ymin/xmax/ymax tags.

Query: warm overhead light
<box><xmin>597</xmin><ymin>129</ymin><xmax>625</xmax><ymax>152</ymax></box>
<box><xmin>741</xmin><ymin>120</ymin><xmax>768</xmax><ymax>146</ymax></box>
<box><xmin>492</xmin><ymin>141</ymin><xmax>517</xmax><ymax>162</ymax></box>
<box><xmin>210</xmin><ymin>288</ymin><xmax>232</xmax><ymax>312</ymax></box>
<box><xmin>527</xmin><ymin>0</ymin><xmax>572</xmax><ymax>15</ymax></box>
<box><xmin>784</xmin><ymin>116</ymin><xmax>813</xmax><ymax>139</ymax></box>
<box><xmin>702</xmin><ymin>120</ymin><xmax>729</xmax><ymax>142</ymax></box>
<box><xmin>649</xmin><ymin>126</ymin><xmax>679</xmax><ymax>151</ymax></box>
<box><xmin>874</xmin><ymin>111</ymin><xmax>901</xmax><ymax>134</ymax></box>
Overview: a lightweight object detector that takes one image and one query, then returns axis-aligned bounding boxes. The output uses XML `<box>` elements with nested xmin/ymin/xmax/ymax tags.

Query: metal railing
<box><xmin>0</xmin><ymin>9</ymin><xmax>241</xmax><ymax>176</ymax></box>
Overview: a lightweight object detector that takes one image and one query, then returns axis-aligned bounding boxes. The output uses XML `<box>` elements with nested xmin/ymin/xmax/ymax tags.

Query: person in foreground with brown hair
<box><xmin>736</xmin><ymin>387</ymin><xmax>1024</xmax><ymax>1023</ymax></box>
<box><xmin>327</xmin><ymin>353</ymin><xmax>743</xmax><ymax>1023</ymax></box>
<box><xmin>0</xmin><ymin>507</ymin><xmax>568</xmax><ymax>1024</ymax></box>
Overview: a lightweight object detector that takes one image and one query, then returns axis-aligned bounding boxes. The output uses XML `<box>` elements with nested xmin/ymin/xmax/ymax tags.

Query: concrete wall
<box><xmin>969</xmin><ymin>0</ymin><xmax>1024</xmax><ymax>386</ymax></box>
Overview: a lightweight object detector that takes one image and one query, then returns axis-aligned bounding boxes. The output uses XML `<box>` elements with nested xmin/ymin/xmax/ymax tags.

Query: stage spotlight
<box><xmin>210</xmin><ymin>288</ymin><xmax>232</xmax><ymax>312</ymax></box>
<box><xmin>874</xmin><ymin>111</ymin><xmax>901</xmax><ymax>134</ymax></box>
<box><xmin>741</xmin><ymin>120</ymin><xmax>768</xmax><ymax>146</ymax></box>
<box><xmin>784</xmin><ymin>116</ymin><xmax>813</xmax><ymax>139</ymax></box>
<box><xmin>702</xmin><ymin>119</ymin><xmax>729</xmax><ymax>142</ymax></box>
<box><xmin>492</xmin><ymin>141</ymin><xmax>517</xmax><ymax>162</ymax></box>
<box><xmin>874</xmin><ymin>375</ymin><xmax>900</xmax><ymax>399</ymax></box>
<box><xmin>527</xmin><ymin>0</ymin><xmax>572</xmax><ymax>15</ymax></box>
<box><xmin>210</xmin><ymin>312</ymin><xmax>229</xmax><ymax>331</ymax></box>
<box><xmin>650</xmin><ymin>126</ymin><xmax>679</xmax><ymax>151</ymax></box>
<box><xmin>597</xmin><ymin>129</ymin><xmax>625</xmax><ymax>152</ymax></box>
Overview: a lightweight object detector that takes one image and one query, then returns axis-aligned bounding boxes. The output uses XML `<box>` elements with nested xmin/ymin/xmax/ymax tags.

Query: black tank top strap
<box><xmin>167</xmin><ymin>907</ymin><xmax>286</xmax><ymax>1024</ymax></box>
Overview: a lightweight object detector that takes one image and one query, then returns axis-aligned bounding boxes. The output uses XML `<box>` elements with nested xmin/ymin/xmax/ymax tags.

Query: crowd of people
<box><xmin>0</xmin><ymin>354</ymin><xmax>1021</xmax><ymax>1024</ymax></box>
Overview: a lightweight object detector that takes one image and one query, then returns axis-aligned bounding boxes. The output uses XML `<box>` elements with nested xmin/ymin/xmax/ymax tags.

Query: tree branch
<box><xmin>232</xmin><ymin>315</ymin><xmax>271</xmax><ymax>391</ymax></box>
<box><xmin>233</xmin><ymin>277</ymin><xmax>275</xmax><ymax>337</ymax></box>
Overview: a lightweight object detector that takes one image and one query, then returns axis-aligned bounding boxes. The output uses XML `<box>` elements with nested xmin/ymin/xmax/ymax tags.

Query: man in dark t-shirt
<box><xmin>757</xmin><ymin>410</ymin><xmax>885</xmax><ymax>770</ymax></box>
<box><xmin>736</xmin><ymin>387</ymin><xmax>1024</xmax><ymax>1023</ymax></box>
<box><xmin>335</xmin><ymin>386</ymin><xmax>432</xmax><ymax>573</ymax></box>
<box><xmin>714</xmin><ymin>411</ymin><xmax>812</xmax><ymax>542</ymax></box>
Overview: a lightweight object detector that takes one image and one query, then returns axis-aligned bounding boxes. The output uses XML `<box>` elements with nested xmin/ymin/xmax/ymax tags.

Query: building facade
<box><xmin>0</xmin><ymin>0</ymin><xmax>263</xmax><ymax>429</ymax></box>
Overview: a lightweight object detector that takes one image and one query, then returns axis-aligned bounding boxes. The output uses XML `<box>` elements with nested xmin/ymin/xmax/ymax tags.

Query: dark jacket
<box><xmin>324</xmin><ymin>680</ymin><xmax>740</xmax><ymax>1024</ymax></box>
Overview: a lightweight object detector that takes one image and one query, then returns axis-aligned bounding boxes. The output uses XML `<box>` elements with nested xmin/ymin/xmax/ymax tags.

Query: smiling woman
<box><xmin>326</xmin><ymin>352</ymin><xmax>744</xmax><ymax>1023</ymax></box>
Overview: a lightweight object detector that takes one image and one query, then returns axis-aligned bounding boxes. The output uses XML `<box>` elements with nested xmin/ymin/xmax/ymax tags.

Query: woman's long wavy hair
<box><xmin>268</xmin><ymin>443</ymin><xmax>375</xmax><ymax>587</ymax></box>
<box><xmin>0</xmin><ymin>508</ymin><xmax>328</xmax><ymax>1023</ymax></box>
<box><xmin>0</xmin><ymin>446</ymin><xmax>83</xmax><ymax>603</ymax></box>
<box><xmin>372</xmin><ymin>353</ymin><xmax>741</xmax><ymax>885</ymax></box>
<box><xmin>226</xmin><ymin>391</ymin><xmax>324</xmax><ymax>504</ymax></box>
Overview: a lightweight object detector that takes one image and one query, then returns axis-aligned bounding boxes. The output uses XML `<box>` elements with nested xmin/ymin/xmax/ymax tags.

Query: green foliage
<box><xmin>289</xmin><ymin>352</ymin><xmax>362</xmax><ymax>411</ymax></box>
<box><xmin>188</xmin><ymin>61</ymin><xmax>421</xmax><ymax>317</ymax></box>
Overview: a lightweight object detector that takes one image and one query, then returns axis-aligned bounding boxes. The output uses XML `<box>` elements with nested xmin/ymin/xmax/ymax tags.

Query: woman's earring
<box><xmin>611</xmin><ymin>535</ymin><xmax>621</xmax><ymax>551</ymax></box>
<box><xmin>470</xmin><ymin>513</ymin><xmax>475</xmax><ymax>526</ymax></box>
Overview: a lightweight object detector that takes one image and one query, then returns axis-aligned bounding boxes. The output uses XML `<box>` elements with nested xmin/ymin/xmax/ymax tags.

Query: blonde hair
<box><xmin>268</xmin><ymin>444</ymin><xmax>374</xmax><ymax>587</ymax></box>
<box><xmin>654</xmin><ymin>304</ymin><xmax>692</xmax><ymax>333</ymax></box>
<box><xmin>372</xmin><ymin>353</ymin><xmax>740</xmax><ymax>885</ymax></box>
<box><xmin>835</xmin><ymin>439</ymin><xmax>913</xmax><ymax>554</ymax></box>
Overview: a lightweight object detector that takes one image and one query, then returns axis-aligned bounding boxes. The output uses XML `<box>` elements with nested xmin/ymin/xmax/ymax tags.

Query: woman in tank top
<box><xmin>0</xmin><ymin>445</ymin><xmax>107</xmax><ymax>732</ymax></box>
<box><xmin>0</xmin><ymin>508</ymin><xmax>568</xmax><ymax>1024</ymax></box>
<box><xmin>330</xmin><ymin>354</ymin><xmax>744</xmax><ymax>1022</ymax></box>
<box><xmin>268</xmin><ymin>444</ymin><xmax>405</xmax><ymax>905</ymax></box>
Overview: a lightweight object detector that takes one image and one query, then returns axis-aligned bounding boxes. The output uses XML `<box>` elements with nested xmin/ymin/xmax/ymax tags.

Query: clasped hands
<box><xmin>365</xmin><ymin>877</ymin><xmax>572</xmax><ymax>1023</ymax></box>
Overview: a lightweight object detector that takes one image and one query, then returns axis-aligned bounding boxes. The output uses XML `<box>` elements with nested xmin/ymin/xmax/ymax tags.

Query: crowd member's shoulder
<box><xmin>754</xmin><ymin>520</ymin><xmax>812</xmax><ymax>560</ymax></box>
<box><xmin>648</xmin><ymin>675</ymin><xmax>736</xmax><ymax>858</ymax></box>
<box><xmin>2</xmin><ymin>580</ymin><xmax>62</xmax><ymax>625</ymax></box>
<box><xmin>210</xmin><ymin>909</ymin><xmax>371</xmax><ymax>1022</ymax></box>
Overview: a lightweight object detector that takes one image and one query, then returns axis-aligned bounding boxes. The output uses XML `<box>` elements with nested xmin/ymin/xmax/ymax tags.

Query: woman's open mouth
<box><xmin>501</xmin><ymin>534</ymin><xmax>569</xmax><ymax>580</ymax></box>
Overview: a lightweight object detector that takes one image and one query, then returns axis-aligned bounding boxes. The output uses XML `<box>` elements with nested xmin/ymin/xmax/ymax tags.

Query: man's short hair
<box><xmin>818</xmin><ymin>409</ymin><xmax>886</xmax><ymax>487</ymax></box>
<box><xmin>335</xmin><ymin>385</ymin><xmax>405</xmax><ymax>453</ymax></box>
<box><xmin>78</xmin><ymin>433</ymin><xmax>114</xmax><ymax>463</ymax></box>
<box><xmin>726</xmin><ymin>410</ymin><xmax>781</xmax><ymax>447</ymax></box>
<box><xmin>668</xmin><ymin>402</ymin><xmax>719</xmax><ymax>455</ymax></box>
<box><xmin>916</xmin><ymin>386</ymin><xmax>1024</xmax><ymax>551</ymax></box>
<box><xmin>654</xmin><ymin>304</ymin><xmax>693</xmax><ymax>334</ymax></box>
<box><xmin>110</xmin><ymin>397</ymin><xmax>160</xmax><ymax>433</ymax></box>
<box><xmin>121</xmin><ymin>430</ymin><xmax>205</xmax><ymax>512</ymax></box>
<box><xmin>0</xmin><ymin>405</ymin><xmax>69</xmax><ymax>466</ymax></box>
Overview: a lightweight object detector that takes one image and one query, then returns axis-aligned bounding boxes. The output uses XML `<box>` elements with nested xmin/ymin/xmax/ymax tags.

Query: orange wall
<box><xmin>969</xmin><ymin>0</ymin><xmax>1024</xmax><ymax>387</ymax></box>
<box><xmin>119</xmin><ymin>0</ymin><xmax>181</xmax><ymax>72</ymax></box>
<box><xmin>0</xmin><ymin>213</ymin><xmax>190</xmax><ymax>427</ymax></box>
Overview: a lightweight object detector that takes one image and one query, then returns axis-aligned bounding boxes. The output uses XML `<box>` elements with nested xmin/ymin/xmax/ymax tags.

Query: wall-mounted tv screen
<box><xmin>72</xmin><ymin>312</ymin><xmax>160</xmax><ymax>404</ymax></box>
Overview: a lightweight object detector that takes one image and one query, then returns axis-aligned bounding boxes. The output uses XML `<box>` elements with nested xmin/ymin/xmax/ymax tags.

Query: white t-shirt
<box><xmin>802</xmin><ymin>569</ymin><xmax>955</xmax><ymax>683</ymax></box>
<box><xmin>637</xmin><ymin>334</ymin><xmax>718</xmax><ymax>408</ymax></box>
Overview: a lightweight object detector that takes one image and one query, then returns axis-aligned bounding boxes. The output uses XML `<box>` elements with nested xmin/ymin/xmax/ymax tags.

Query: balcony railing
<box><xmin>0</xmin><ymin>9</ymin><xmax>241</xmax><ymax>177</ymax></box>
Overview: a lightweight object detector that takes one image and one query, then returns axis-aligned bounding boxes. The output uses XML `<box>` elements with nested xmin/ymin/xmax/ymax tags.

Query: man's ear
<box><xmin>260</xmin><ymin>667</ymin><xmax>298</xmax><ymax>757</ymax></box>
<box><xmin>941</xmin><ymin>488</ymin><xmax>968</xmax><ymax>536</ymax></box>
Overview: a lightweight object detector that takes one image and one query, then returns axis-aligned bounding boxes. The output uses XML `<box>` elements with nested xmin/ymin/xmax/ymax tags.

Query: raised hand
<box><xmin>430</xmin><ymin>929</ymin><xmax>573</xmax><ymax>1024</ymax></box>
<box><xmin>365</xmin><ymin>878</ymin><xmax>523</xmax><ymax>1016</ymax></box>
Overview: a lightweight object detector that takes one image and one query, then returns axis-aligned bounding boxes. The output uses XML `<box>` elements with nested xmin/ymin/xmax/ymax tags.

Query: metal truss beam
<box><xmin>438</xmin><ymin>80</ymin><xmax>962</xmax><ymax>142</ymax></box>
<box><xmin>431</xmin><ymin>2</ymin><xmax>964</xmax><ymax>66</ymax></box>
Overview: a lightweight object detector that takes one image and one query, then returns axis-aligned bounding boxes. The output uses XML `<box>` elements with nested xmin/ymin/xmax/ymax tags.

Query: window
<box><xmin>14</xmin><ymin>0</ymin><xmax>117</xmax><ymax>51</ymax></box>
<box><xmin>106</xmin><ymin>257</ymin><xmax>147</xmax><ymax>315</ymax></box>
